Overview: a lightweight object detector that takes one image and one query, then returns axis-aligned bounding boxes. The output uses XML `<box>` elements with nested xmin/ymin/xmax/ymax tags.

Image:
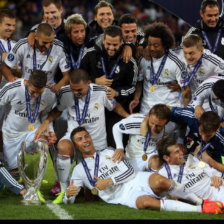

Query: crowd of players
<box><xmin>1</xmin><ymin>0</ymin><xmax>224</xmax><ymax>215</ymax></box>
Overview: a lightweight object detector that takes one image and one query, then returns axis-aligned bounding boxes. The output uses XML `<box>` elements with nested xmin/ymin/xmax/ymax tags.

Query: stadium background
<box><xmin>0</xmin><ymin>0</ymin><xmax>195</xmax><ymax>46</ymax></box>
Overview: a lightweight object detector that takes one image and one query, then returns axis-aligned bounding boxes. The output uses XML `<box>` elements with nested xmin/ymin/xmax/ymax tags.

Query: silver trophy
<box><xmin>17</xmin><ymin>140</ymin><xmax>48</xmax><ymax>205</ymax></box>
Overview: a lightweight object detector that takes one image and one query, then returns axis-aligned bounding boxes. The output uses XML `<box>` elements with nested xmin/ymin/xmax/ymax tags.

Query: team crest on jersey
<box><xmin>219</xmin><ymin>63</ymin><xmax>224</xmax><ymax>70</ymax></box>
<box><xmin>40</xmin><ymin>100</ymin><xmax>45</xmax><ymax>106</ymax></box>
<box><xmin>221</xmin><ymin>37</ymin><xmax>224</xmax><ymax>45</ymax></box>
<box><xmin>164</xmin><ymin>69</ymin><xmax>169</xmax><ymax>76</ymax></box>
<box><xmin>115</xmin><ymin>66</ymin><xmax>120</xmax><ymax>74</ymax></box>
<box><xmin>119</xmin><ymin>124</ymin><xmax>125</xmax><ymax>130</ymax></box>
<box><xmin>94</xmin><ymin>103</ymin><xmax>99</xmax><ymax>110</ymax></box>
<box><xmin>188</xmin><ymin>164</ymin><xmax>195</xmax><ymax>170</ymax></box>
<box><xmin>199</xmin><ymin>68</ymin><xmax>205</xmax><ymax>74</ymax></box>
<box><xmin>48</xmin><ymin>56</ymin><xmax>53</xmax><ymax>63</ymax></box>
<box><xmin>7</xmin><ymin>53</ymin><xmax>14</xmax><ymax>62</ymax></box>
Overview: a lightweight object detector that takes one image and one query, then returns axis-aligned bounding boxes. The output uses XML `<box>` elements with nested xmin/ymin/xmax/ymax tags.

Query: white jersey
<box><xmin>174</xmin><ymin>48</ymin><xmax>224</xmax><ymax>94</ymax></box>
<box><xmin>189</xmin><ymin>75</ymin><xmax>224</xmax><ymax>116</ymax></box>
<box><xmin>63</xmin><ymin>148</ymin><xmax>157</xmax><ymax>209</ymax></box>
<box><xmin>0</xmin><ymin>79</ymin><xmax>56</xmax><ymax>140</ymax></box>
<box><xmin>139</xmin><ymin>50</ymin><xmax>187</xmax><ymax>114</ymax></box>
<box><xmin>4</xmin><ymin>38</ymin><xmax>70</xmax><ymax>84</ymax></box>
<box><xmin>57</xmin><ymin>83</ymin><xmax>115</xmax><ymax>150</ymax></box>
<box><xmin>158</xmin><ymin>154</ymin><xmax>224</xmax><ymax>203</ymax></box>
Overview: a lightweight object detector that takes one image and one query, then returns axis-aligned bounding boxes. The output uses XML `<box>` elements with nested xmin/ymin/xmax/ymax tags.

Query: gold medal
<box><xmin>91</xmin><ymin>187</ymin><xmax>98</xmax><ymax>195</ymax></box>
<box><xmin>142</xmin><ymin>154</ymin><xmax>148</xmax><ymax>161</ymax></box>
<box><xmin>150</xmin><ymin>85</ymin><xmax>155</xmax><ymax>92</ymax></box>
<box><xmin>28</xmin><ymin>124</ymin><xmax>35</xmax><ymax>131</ymax></box>
<box><xmin>198</xmin><ymin>161</ymin><xmax>205</xmax><ymax>169</ymax></box>
<box><xmin>221</xmin><ymin>123</ymin><xmax>224</xmax><ymax>128</ymax></box>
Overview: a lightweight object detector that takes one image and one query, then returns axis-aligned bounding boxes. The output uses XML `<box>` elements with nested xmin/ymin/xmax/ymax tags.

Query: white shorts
<box><xmin>121</xmin><ymin>172</ymin><xmax>160</xmax><ymax>209</ymax></box>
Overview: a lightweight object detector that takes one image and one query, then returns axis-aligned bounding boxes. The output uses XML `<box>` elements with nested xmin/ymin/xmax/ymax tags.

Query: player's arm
<box><xmin>1</xmin><ymin>62</ymin><xmax>17</xmax><ymax>82</ymax></box>
<box><xmin>129</xmin><ymin>80</ymin><xmax>142</xmax><ymax>113</ymax></box>
<box><xmin>113</xmin><ymin>101</ymin><xmax>130</xmax><ymax>118</ymax></box>
<box><xmin>50</xmin><ymin>70</ymin><xmax>70</xmax><ymax>93</ymax></box>
<box><xmin>34</xmin><ymin>107</ymin><xmax>62</xmax><ymax>141</ymax></box>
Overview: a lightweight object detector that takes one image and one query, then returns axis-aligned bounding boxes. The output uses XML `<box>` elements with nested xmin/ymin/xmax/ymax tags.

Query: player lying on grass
<box><xmin>62</xmin><ymin>126</ymin><xmax>222</xmax><ymax>214</ymax></box>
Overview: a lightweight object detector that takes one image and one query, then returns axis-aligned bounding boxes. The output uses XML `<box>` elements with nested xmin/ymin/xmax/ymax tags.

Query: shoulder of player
<box><xmin>57</xmin><ymin>85</ymin><xmax>72</xmax><ymax>99</ymax></box>
<box><xmin>202</xmin><ymin>50</ymin><xmax>224</xmax><ymax>66</ymax></box>
<box><xmin>0</xmin><ymin>79</ymin><xmax>22</xmax><ymax>97</ymax></box>
<box><xmin>82</xmin><ymin>46</ymin><xmax>96</xmax><ymax>59</ymax></box>
<box><xmin>12</xmin><ymin>38</ymin><xmax>29</xmax><ymax>53</ymax></box>
<box><xmin>91</xmin><ymin>83</ymin><xmax>107</xmax><ymax>93</ymax></box>
<box><xmin>167</xmin><ymin>50</ymin><xmax>186</xmax><ymax>69</ymax></box>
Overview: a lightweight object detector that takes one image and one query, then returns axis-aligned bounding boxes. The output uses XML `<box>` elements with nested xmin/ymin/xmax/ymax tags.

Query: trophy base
<box><xmin>22</xmin><ymin>187</ymin><xmax>45</xmax><ymax>205</ymax></box>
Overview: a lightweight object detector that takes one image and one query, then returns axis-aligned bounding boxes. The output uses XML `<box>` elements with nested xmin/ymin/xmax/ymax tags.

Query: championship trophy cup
<box><xmin>17</xmin><ymin>140</ymin><xmax>48</xmax><ymax>205</ymax></box>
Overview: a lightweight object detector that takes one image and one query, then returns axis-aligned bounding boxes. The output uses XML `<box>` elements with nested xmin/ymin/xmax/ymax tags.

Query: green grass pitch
<box><xmin>1</xmin><ymin>153</ymin><xmax>224</xmax><ymax>220</ymax></box>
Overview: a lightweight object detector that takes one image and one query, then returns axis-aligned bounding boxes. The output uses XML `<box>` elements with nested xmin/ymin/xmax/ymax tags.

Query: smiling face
<box><xmin>0</xmin><ymin>17</ymin><xmax>16</xmax><ymax>40</ymax></box>
<box><xmin>70</xmin><ymin>80</ymin><xmax>90</xmax><ymax>99</ymax></box>
<box><xmin>27</xmin><ymin>83</ymin><xmax>45</xmax><ymax>99</ymax></box>
<box><xmin>94</xmin><ymin>6</ymin><xmax>114</xmax><ymax>30</ymax></box>
<box><xmin>35</xmin><ymin>32</ymin><xmax>55</xmax><ymax>52</ymax></box>
<box><xmin>164</xmin><ymin>144</ymin><xmax>185</xmax><ymax>166</ymax></box>
<box><xmin>72</xmin><ymin>130</ymin><xmax>96</xmax><ymax>157</ymax></box>
<box><xmin>103</xmin><ymin>34</ymin><xmax>123</xmax><ymax>57</ymax></box>
<box><xmin>147</xmin><ymin>36</ymin><xmax>165</xmax><ymax>58</ymax></box>
<box><xmin>43</xmin><ymin>3</ymin><xmax>63</xmax><ymax>28</ymax></box>
<box><xmin>183</xmin><ymin>45</ymin><xmax>203</xmax><ymax>65</ymax></box>
<box><xmin>200</xmin><ymin>4</ymin><xmax>219</xmax><ymax>28</ymax></box>
<box><xmin>121</xmin><ymin>23</ymin><xmax>138</xmax><ymax>44</ymax></box>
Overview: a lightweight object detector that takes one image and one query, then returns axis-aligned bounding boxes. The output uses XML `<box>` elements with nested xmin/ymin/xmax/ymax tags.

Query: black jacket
<box><xmin>80</xmin><ymin>43</ymin><xmax>138</xmax><ymax>110</ymax></box>
<box><xmin>191</xmin><ymin>17</ymin><xmax>224</xmax><ymax>59</ymax></box>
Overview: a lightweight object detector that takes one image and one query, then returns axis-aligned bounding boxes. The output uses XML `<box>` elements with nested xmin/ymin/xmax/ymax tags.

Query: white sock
<box><xmin>160</xmin><ymin>199</ymin><xmax>201</xmax><ymax>212</ymax></box>
<box><xmin>168</xmin><ymin>181</ymin><xmax>202</xmax><ymax>205</ymax></box>
<box><xmin>56</xmin><ymin>154</ymin><xmax>71</xmax><ymax>192</ymax></box>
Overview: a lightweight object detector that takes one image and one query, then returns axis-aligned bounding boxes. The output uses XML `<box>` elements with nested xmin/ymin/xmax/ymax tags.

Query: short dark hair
<box><xmin>118</xmin><ymin>14</ymin><xmax>137</xmax><ymax>26</ymax></box>
<box><xmin>148</xmin><ymin>104</ymin><xmax>171</xmax><ymax>122</ymax></box>
<box><xmin>94</xmin><ymin>0</ymin><xmax>114</xmax><ymax>16</ymax></box>
<box><xmin>199</xmin><ymin>111</ymin><xmax>221</xmax><ymax>134</ymax></box>
<box><xmin>157</xmin><ymin>138</ymin><xmax>177</xmax><ymax>163</ymax></box>
<box><xmin>69</xmin><ymin>69</ymin><xmax>90</xmax><ymax>84</ymax></box>
<box><xmin>42</xmin><ymin>0</ymin><xmax>62</xmax><ymax>9</ymax></box>
<box><xmin>29</xmin><ymin>70</ymin><xmax>47</xmax><ymax>89</ymax></box>
<box><xmin>144</xmin><ymin>22</ymin><xmax>175</xmax><ymax>50</ymax></box>
<box><xmin>104</xmin><ymin>25</ymin><xmax>123</xmax><ymax>40</ymax></box>
<box><xmin>70</xmin><ymin>126</ymin><xmax>89</xmax><ymax>145</ymax></box>
<box><xmin>212</xmin><ymin>79</ymin><xmax>224</xmax><ymax>101</ymax></box>
<box><xmin>36</xmin><ymin>23</ymin><xmax>55</xmax><ymax>37</ymax></box>
<box><xmin>200</xmin><ymin>0</ymin><xmax>219</xmax><ymax>13</ymax></box>
<box><xmin>0</xmin><ymin>9</ymin><xmax>16</xmax><ymax>23</ymax></box>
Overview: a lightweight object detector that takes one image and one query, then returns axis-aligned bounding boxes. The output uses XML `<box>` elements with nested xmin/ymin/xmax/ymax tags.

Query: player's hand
<box><xmin>167</xmin><ymin>81</ymin><xmax>181</xmax><ymax>92</ymax></box>
<box><xmin>122</xmin><ymin>45</ymin><xmax>132</xmax><ymax>63</ymax></box>
<box><xmin>95</xmin><ymin>75</ymin><xmax>113</xmax><ymax>87</ymax></box>
<box><xmin>129</xmin><ymin>99</ymin><xmax>139</xmax><ymax>114</ymax></box>
<box><xmin>106</xmin><ymin>87</ymin><xmax>116</xmax><ymax>99</ymax></box>
<box><xmin>66</xmin><ymin>179</ymin><xmax>78</xmax><ymax>198</ymax></box>
<box><xmin>112</xmin><ymin>148</ymin><xmax>125</xmax><ymax>163</ymax></box>
<box><xmin>194</xmin><ymin>105</ymin><xmax>205</xmax><ymax>120</ymax></box>
<box><xmin>210</xmin><ymin>176</ymin><xmax>223</xmax><ymax>190</ymax></box>
<box><xmin>48</xmin><ymin>132</ymin><xmax>57</xmax><ymax>146</ymax></box>
<box><xmin>94</xmin><ymin>176</ymin><xmax>113</xmax><ymax>190</ymax></box>
<box><xmin>142</xmin><ymin>46</ymin><xmax>151</xmax><ymax>61</ymax></box>
<box><xmin>49</xmin><ymin>84</ymin><xmax>60</xmax><ymax>93</ymax></box>
<box><xmin>34</xmin><ymin>120</ymin><xmax>50</xmax><ymax>141</ymax></box>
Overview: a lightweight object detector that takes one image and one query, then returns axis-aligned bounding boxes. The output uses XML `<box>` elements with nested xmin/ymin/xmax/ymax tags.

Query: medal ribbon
<box><xmin>33</xmin><ymin>46</ymin><xmax>53</xmax><ymax>70</ymax></box>
<box><xmin>209</xmin><ymin>95</ymin><xmax>224</xmax><ymax>122</ymax></box>
<box><xmin>100</xmin><ymin>56</ymin><xmax>120</xmax><ymax>79</ymax></box>
<box><xmin>164</xmin><ymin>162</ymin><xmax>185</xmax><ymax>183</ymax></box>
<box><xmin>150</xmin><ymin>53</ymin><xmax>168</xmax><ymax>85</ymax></box>
<box><xmin>70</xmin><ymin>44</ymin><xmax>85</xmax><ymax>69</ymax></box>
<box><xmin>75</xmin><ymin>86</ymin><xmax>91</xmax><ymax>125</ymax></box>
<box><xmin>182</xmin><ymin>55</ymin><xmax>203</xmax><ymax>87</ymax></box>
<box><xmin>81</xmin><ymin>152</ymin><xmax>100</xmax><ymax>187</ymax></box>
<box><xmin>202</xmin><ymin>29</ymin><xmax>222</xmax><ymax>53</ymax></box>
<box><xmin>0</xmin><ymin>39</ymin><xmax>11</xmax><ymax>53</ymax></box>
<box><xmin>197</xmin><ymin>142</ymin><xmax>211</xmax><ymax>159</ymax></box>
<box><xmin>143</xmin><ymin>129</ymin><xmax>151</xmax><ymax>154</ymax></box>
<box><xmin>25</xmin><ymin>85</ymin><xmax>41</xmax><ymax>123</ymax></box>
